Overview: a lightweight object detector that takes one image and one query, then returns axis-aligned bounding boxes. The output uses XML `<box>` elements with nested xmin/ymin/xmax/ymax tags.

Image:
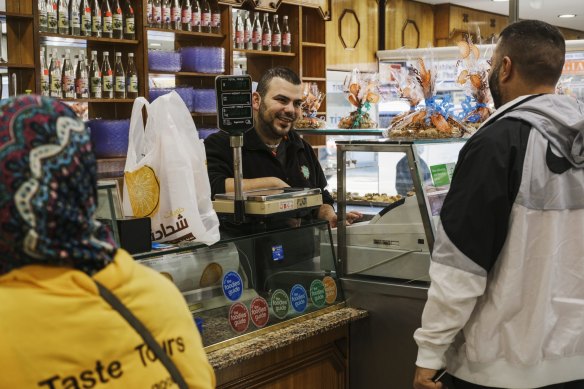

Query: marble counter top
<box><xmin>207</xmin><ymin>307</ymin><xmax>368</xmax><ymax>370</ymax></box>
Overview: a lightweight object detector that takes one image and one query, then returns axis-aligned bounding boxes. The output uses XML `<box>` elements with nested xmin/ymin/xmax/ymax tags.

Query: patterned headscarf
<box><xmin>0</xmin><ymin>95</ymin><xmax>116</xmax><ymax>276</ymax></box>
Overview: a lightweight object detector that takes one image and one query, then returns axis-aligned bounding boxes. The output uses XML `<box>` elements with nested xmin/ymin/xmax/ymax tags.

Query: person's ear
<box><xmin>252</xmin><ymin>91</ymin><xmax>261</xmax><ymax>112</ymax></box>
<box><xmin>500</xmin><ymin>56</ymin><xmax>512</xmax><ymax>83</ymax></box>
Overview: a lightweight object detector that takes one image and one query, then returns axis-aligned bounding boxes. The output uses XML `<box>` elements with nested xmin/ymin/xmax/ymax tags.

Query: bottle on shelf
<box><xmin>91</xmin><ymin>0</ymin><xmax>102</xmax><ymax>37</ymax></box>
<box><xmin>171</xmin><ymin>0</ymin><xmax>181</xmax><ymax>30</ymax></box>
<box><xmin>146</xmin><ymin>0</ymin><xmax>153</xmax><ymax>27</ymax></box>
<box><xmin>261</xmin><ymin>13</ymin><xmax>271</xmax><ymax>51</ymax></box>
<box><xmin>234</xmin><ymin>11</ymin><xmax>243</xmax><ymax>49</ymax></box>
<box><xmin>251</xmin><ymin>11</ymin><xmax>261</xmax><ymax>51</ymax></box>
<box><xmin>114</xmin><ymin>52</ymin><xmax>126</xmax><ymax>99</ymax></box>
<box><xmin>190</xmin><ymin>0</ymin><xmax>200</xmax><ymax>32</ymax></box>
<box><xmin>244</xmin><ymin>11</ymin><xmax>252</xmax><ymax>50</ymax></box>
<box><xmin>209</xmin><ymin>0</ymin><xmax>220</xmax><ymax>34</ymax></box>
<box><xmin>75</xmin><ymin>50</ymin><xmax>89</xmax><ymax>98</ymax></box>
<box><xmin>112</xmin><ymin>0</ymin><xmax>123</xmax><ymax>39</ymax></box>
<box><xmin>40</xmin><ymin>48</ymin><xmax>50</xmax><ymax>96</ymax></box>
<box><xmin>126</xmin><ymin>52</ymin><xmax>138</xmax><ymax>99</ymax></box>
<box><xmin>89</xmin><ymin>50</ymin><xmax>102</xmax><ymax>98</ymax></box>
<box><xmin>200</xmin><ymin>0</ymin><xmax>210</xmax><ymax>33</ymax></box>
<box><xmin>282</xmin><ymin>15</ymin><xmax>291</xmax><ymax>53</ymax></box>
<box><xmin>49</xmin><ymin>49</ymin><xmax>62</xmax><ymax>97</ymax></box>
<box><xmin>102</xmin><ymin>0</ymin><xmax>113</xmax><ymax>38</ymax></box>
<box><xmin>39</xmin><ymin>0</ymin><xmax>48</xmax><ymax>33</ymax></box>
<box><xmin>62</xmin><ymin>49</ymin><xmax>75</xmax><ymax>98</ymax></box>
<box><xmin>101</xmin><ymin>51</ymin><xmax>113</xmax><ymax>98</ymax></box>
<box><xmin>271</xmin><ymin>14</ymin><xmax>281</xmax><ymax>52</ymax></box>
<box><xmin>80</xmin><ymin>0</ymin><xmax>91</xmax><ymax>36</ymax></box>
<box><xmin>161</xmin><ymin>0</ymin><xmax>171</xmax><ymax>29</ymax></box>
<box><xmin>70</xmin><ymin>0</ymin><xmax>81</xmax><ymax>35</ymax></box>
<box><xmin>58</xmin><ymin>0</ymin><xmax>70</xmax><ymax>35</ymax></box>
<box><xmin>123</xmin><ymin>0</ymin><xmax>135</xmax><ymax>39</ymax></box>
<box><xmin>47</xmin><ymin>0</ymin><xmax>58</xmax><ymax>33</ymax></box>
<box><xmin>152</xmin><ymin>0</ymin><xmax>162</xmax><ymax>28</ymax></box>
<box><xmin>181</xmin><ymin>0</ymin><xmax>192</xmax><ymax>32</ymax></box>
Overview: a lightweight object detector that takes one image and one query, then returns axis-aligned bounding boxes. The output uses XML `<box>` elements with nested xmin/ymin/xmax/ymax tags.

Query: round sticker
<box><xmin>323</xmin><ymin>276</ymin><xmax>338</xmax><ymax>304</ymax></box>
<box><xmin>270</xmin><ymin>289</ymin><xmax>289</xmax><ymax>319</ymax></box>
<box><xmin>290</xmin><ymin>284</ymin><xmax>308</xmax><ymax>313</ymax></box>
<box><xmin>310</xmin><ymin>279</ymin><xmax>326</xmax><ymax>308</ymax></box>
<box><xmin>250</xmin><ymin>297</ymin><xmax>270</xmax><ymax>328</ymax></box>
<box><xmin>228</xmin><ymin>302</ymin><xmax>250</xmax><ymax>333</ymax></box>
<box><xmin>222</xmin><ymin>271</ymin><xmax>243</xmax><ymax>301</ymax></box>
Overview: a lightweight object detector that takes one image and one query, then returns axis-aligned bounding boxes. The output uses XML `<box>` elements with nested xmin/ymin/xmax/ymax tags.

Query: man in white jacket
<box><xmin>413</xmin><ymin>20</ymin><xmax>584</xmax><ymax>389</ymax></box>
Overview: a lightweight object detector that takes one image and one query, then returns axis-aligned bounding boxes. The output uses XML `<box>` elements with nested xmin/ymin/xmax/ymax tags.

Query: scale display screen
<box><xmin>215</xmin><ymin>75</ymin><xmax>254</xmax><ymax>135</ymax></box>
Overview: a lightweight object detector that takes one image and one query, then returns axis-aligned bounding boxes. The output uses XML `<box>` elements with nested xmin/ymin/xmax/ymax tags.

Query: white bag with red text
<box><xmin>123</xmin><ymin>92</ymin><xmax>220</xmax><ymax>245</ymax></box>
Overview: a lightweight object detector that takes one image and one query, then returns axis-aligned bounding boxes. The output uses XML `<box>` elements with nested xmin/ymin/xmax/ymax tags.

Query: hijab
<box><xmin>0</xmin><ymin>95</ymin><xmax>116</xmax><ymax>276</ymax></box>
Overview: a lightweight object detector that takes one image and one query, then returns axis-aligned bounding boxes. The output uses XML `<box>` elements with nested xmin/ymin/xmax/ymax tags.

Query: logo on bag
<box><xmin>151</xmin><ymin>214</ymin><xmax>191</xmax><ymax>242</ymax></box>
<box><xmin>124</xmin><ymin>165</ymin><xmax>160</xmax><ymax>217</ymax></box>
<box><xmin>301</xmin><ymin>165</ymin><xmax>310</xmax><ymax>179</ymax></box>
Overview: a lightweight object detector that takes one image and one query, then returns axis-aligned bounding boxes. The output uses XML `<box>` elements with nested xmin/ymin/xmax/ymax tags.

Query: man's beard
<box><xmin>257</xmin><ymin>101</ymin><xmax>297</xmax><ymax>139</ymax></box>
<box><xmin>488</xmin><ymin>62</ymin><xmax>503</xmax><ymax>109</ymax></box>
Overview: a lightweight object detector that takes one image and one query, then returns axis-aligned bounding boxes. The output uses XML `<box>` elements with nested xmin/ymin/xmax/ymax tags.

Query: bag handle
<box><xmin>95</xmin><ymin>280</ymin><xmax>189</xmax><ymax>389</ymax></box>
<box><xmin>126</xmin><ymin>97</ymin><xmax>150</xmax><ymax>166</ymax></box>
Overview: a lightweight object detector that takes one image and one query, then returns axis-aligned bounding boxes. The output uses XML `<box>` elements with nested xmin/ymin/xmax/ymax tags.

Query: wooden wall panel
<box><xmin>384</xmin><ymin>0</ymin><xmax>434</xmax><ymax>50</ymax></box>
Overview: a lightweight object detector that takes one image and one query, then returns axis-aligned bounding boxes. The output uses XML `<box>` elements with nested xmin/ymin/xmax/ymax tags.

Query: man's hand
<box><xmin>318</xmin><ymin>205</ymin><xmax>363</xmax><ymax>228</ymax></box>
<box><xmin>413</xmin><ymin>367</ymin><xmax>444</xmax><ymax>389</ymax></box>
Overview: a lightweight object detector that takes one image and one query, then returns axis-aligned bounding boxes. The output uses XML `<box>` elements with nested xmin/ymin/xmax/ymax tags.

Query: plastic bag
<box><xmin>123</xmin><ymin>92</ymin><xmax>220</xmax><ymax>245</ymax></box>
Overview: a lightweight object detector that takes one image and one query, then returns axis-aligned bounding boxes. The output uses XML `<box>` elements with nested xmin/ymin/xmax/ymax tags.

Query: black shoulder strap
<box><xmin>95</xmin><ymin>281</ymin><xmax>188</xmax><ymax>389</ymax></box>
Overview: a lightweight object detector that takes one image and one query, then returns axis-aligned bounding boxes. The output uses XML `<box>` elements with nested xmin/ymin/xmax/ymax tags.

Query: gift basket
<box><xmin>338</xmin><ymin>69</ymin><xmax>380</xmax><ymax>129</ymax></box>
<box><xmin>295</xmin><ymin>82</ymin><xmax>326</xmax><ymax>129</ymax></box>
<box><xmin>386</xmin><ymin>55</ymin><xmax>469</xmax><ymax>139</ymax></box>
<box><xmin>456</xmin><ymin>37</ymin><xmax>493</xmax><ymax>133</ymax></box>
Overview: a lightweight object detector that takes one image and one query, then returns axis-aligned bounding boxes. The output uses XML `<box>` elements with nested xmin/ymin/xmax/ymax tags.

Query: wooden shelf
<box><xmin>302</xmin><ymin>77</ymin><xmax>326</xmax><ymax>82</ymax></box>
<box><xmin>233</xmin><ymin>49</ymin><xmax>295</xmax><ymax>57</ymax></box>
<box><xmin>302</xmin><ymin>42</ymin><xmax>326</xmax><ymax>48</ymax></box>
<box><xmin>0</xmin><ymin>11</ymin><xmax>34</xmax><ymax>19</ymax></box>
<box><xmin>146</xmin><ymin>27</ymin><xmax>225</xmax><ymax>39</ymax></box>
<box><xmin>40</xmin><ymin>33</ymin><xmax>139</xmax><ymax>45</ymax></box>
<box><xmin>59</xmin><ymin>98</ymin><xmax>136</xmax><ymax>103</ymax></box>
<box><xmin>0</xmin><ymin>62</ymin><xmax>35</xmax><ymax>69</ymax></box>
<box><xmin>149</xmin><ymin>71</ymin><xmax>222</xmax><ymax>77</ymax></box>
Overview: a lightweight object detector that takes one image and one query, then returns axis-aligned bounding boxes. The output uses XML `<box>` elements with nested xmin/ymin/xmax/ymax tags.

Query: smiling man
<box><xmin>204</xmin><ymin>66</ymin><xmax>360</xmax><ymax>227</ymax></box>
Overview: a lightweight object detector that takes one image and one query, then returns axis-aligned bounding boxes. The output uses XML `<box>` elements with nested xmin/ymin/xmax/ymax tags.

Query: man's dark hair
<box><xmin>256</xmin><ymin>67</ymin><xmax>301</xmax><ymax>98</ymax></box>
<box><xmin>497</xmin><ymin>20</ymin><xmax>565</xmax><ymax>86</ymax></box>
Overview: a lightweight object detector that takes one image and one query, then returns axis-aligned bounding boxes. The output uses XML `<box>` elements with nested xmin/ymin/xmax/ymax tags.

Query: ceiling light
<box><xmin>558</xmin><ymin>14</ymin><xmax>576</xmax><ymax>18</ymax></box>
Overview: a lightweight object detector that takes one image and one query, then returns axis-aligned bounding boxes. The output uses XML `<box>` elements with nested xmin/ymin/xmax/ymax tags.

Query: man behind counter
<box><xmin>204</xmin><ymin>66</ymin><xmax>361</xmax><ymax>227</ymax></box>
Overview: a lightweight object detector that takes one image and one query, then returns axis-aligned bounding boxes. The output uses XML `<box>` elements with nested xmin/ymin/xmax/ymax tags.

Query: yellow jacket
<box><xmin>0</xmin><ymin>249</ymin><xmax>216</xmax><ymax>389</ymax></box>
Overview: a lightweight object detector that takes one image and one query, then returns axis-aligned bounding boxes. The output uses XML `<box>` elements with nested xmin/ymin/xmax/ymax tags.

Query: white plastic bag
<box><xmin>123</xmin><ymin>92</ymin><xmax>220</xmax><ymax>245</ymax></box>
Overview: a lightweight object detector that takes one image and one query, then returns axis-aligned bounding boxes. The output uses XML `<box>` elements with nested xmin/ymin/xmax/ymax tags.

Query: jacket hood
<box><xmin>500</xmin><ymin>94</ymin><xmax>584</xmax><ymax>167</ymax></box>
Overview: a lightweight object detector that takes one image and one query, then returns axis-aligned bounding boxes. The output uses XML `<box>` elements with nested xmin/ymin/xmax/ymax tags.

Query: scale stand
<box><xmin>231</xmin><ymin>134</ymin><xmax>245</xmax><ymax>223</ymax></box>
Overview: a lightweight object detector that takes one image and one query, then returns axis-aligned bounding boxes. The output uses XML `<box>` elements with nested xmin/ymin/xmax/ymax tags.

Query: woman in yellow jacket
<box><xmin>0</xmin><ymin>95</ymin><xmax>216</xmax><ymax>389</ymax></box>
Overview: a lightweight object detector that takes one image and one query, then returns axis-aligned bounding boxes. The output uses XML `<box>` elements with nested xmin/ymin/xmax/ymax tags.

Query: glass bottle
<box><xmin>91</xmin><ymin>0</ymin><xmax>102</xmax><ymax>37</ymax></box>
<box><xmin>58</xmin><ymin>0</ymin><xmax>70</xmax><ymax>35</ymax></box>
<box><xmin>126</xmin><ymin>52</ymin><xmax>138</xmax><ymax>99</ymax></box>
<box><xmin>251</xmin><ymin>11</ymin><xmax>261</xmax><ymax>51</ymax></box>
<box><xmin>61</xmin><ymin>49</ymin><xmax>75</xmax><ymax>98</ymax></box>
<box><xmin>80</xmin><ymin>0</ymin><xmax>91</xmax><ymax>36</ymax></box>
<box><xmin>101</xmin><ymin>0</ymin><xmax>113</xmax><ymax>38</ymax></box>
<box><xmin>181</xmin><ymin>0</ymin><xmax>191</xmax><ymax>32</ymax></box>
<box><xmin>161</xmin><ymin>0</ymin><xmax>171</xmax><ymax>29</ymax></box>
<box><xmin>75</xmin><ymin>50</ymin><xmax>89</xmax><ymax>98</ymax></box>
<box><xmin>244</xmin><ymin>11</ymin><xmax>252</xmax><ymax>50</ymax></box>
<box><xmin>101</xmin><ymin>51</ymin><xmax>113</xmax><ymax>98</ymax></box>
<box><xmin>146</xmin><ymin>0</ymin><xmax>153</xmax><ymax>27</ymax></box>
<box><xmin>89</xmin><ymin>50</ymin><xmax>102</xmax><ymax>98</ymax></box>
<box><xmin>170</xmin><ymin>0</ymin><xmax>181</xmax><ymax>30</ymax></box>
<box><xmin>70</xmin><ymin>0</ymin><xmax>81</xmax><ymax>35</ymax></box>
<box><xmin>47</xmin><ymin>0</ymin><xmax>58</xmax><ymax>33</ymax></box>
<box><xmin>200</xmin><ymin>0</ymin><xmax>210</xmax><ymax>33</ymax></box>
<box><xmin>49</xmin><ymin>49</ymin><xmax>62</xmax><ymax>97</ymax></box>
<box><xmin>112</xmin><ymin>0</ymin><xmax>123</xmax><ymax>39</ymax></box>
<box><xmin>209</xmin><ymin>0</ymin><xmax>220</xmax><ymax>34</ymax></box>
<box><xmin>123</xmin><ymin>0</ymin><xmax>135</xmax><ymax>39</ymax></box>
<box><xmin>190</xmin><ymin>0</ymin><xmax>200</xmax><ymax>32</ymax></box>
<box><xmin>114</xmin><ymin>52</ymin><xmax>126</xmax><ymax>99</ymax></box>
<box><xmin>234</xmin><ymin>11</ymin><xmax>243</xmax><ymax>49</ymax></box>
<box><xmin>39</xmin><ymin>0</ymin><xmax>48</xmax><ymax>33</ymax></box>
<box><xmin>261</xmin><ymin>13</ymin><xmax>271</xmax><ymax>51</ymax></box>
<box><xmin>282</xmin><ymin>15</ymin><xmax>291</xmax><ymax>53</ymax></box>
<box><xmin>271</xmin><ymin>14</ymin><xmax>281</xmax><ymax>52</ymax></box>
<box><xmin>152</xmin><ymin>0</ymin><xmax>162</xmax><ymax>28</ymax></box>
<box><xmin>40</xmin><ymin>48</ymin><xmax>50</xmax><ymax>96</ymax></box>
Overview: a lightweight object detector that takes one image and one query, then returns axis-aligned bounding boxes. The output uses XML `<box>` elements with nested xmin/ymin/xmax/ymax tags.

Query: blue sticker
<box><xmin>222</xmin><ymin>271</ymin><xmax>243</xmax><ymax>301</ymax></box>
<box><xmin>290</xmin><ymin>284</ymin><xmax>308</xmax><ymax>313</ymax></box>
<box><xmin>272</xmin><ymin>244</ymin><xmax>284</xmax><ymax>261</ymax></box>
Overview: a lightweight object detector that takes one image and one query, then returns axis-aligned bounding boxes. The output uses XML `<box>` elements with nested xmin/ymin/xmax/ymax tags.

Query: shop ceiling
<box><xmin>414</xmin><ymin>0</ymin><xmax>584</xmax><ymax>31</ymax></box>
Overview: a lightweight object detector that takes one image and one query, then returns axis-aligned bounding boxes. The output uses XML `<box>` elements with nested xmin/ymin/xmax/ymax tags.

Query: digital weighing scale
<box><xmin>213</xmin><ymin>75</ymin><xmax>322</xmax><ymax>223</ymax></box>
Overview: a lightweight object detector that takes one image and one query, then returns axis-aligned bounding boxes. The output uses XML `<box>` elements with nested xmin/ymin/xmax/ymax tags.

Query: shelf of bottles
<box><xmin>233</xmin><ymin>8</ymin><xmax>293</xmax><ymax>55</ymax></box>
<box><xmin>145</xmin><ymin>0</ymin><xmax>223</xmax><ymax>36</ymax></box>
<box><xmin>38</xmin><ymin>0</ymin><xmax>139</xmax><ymax>101</ymax></box>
